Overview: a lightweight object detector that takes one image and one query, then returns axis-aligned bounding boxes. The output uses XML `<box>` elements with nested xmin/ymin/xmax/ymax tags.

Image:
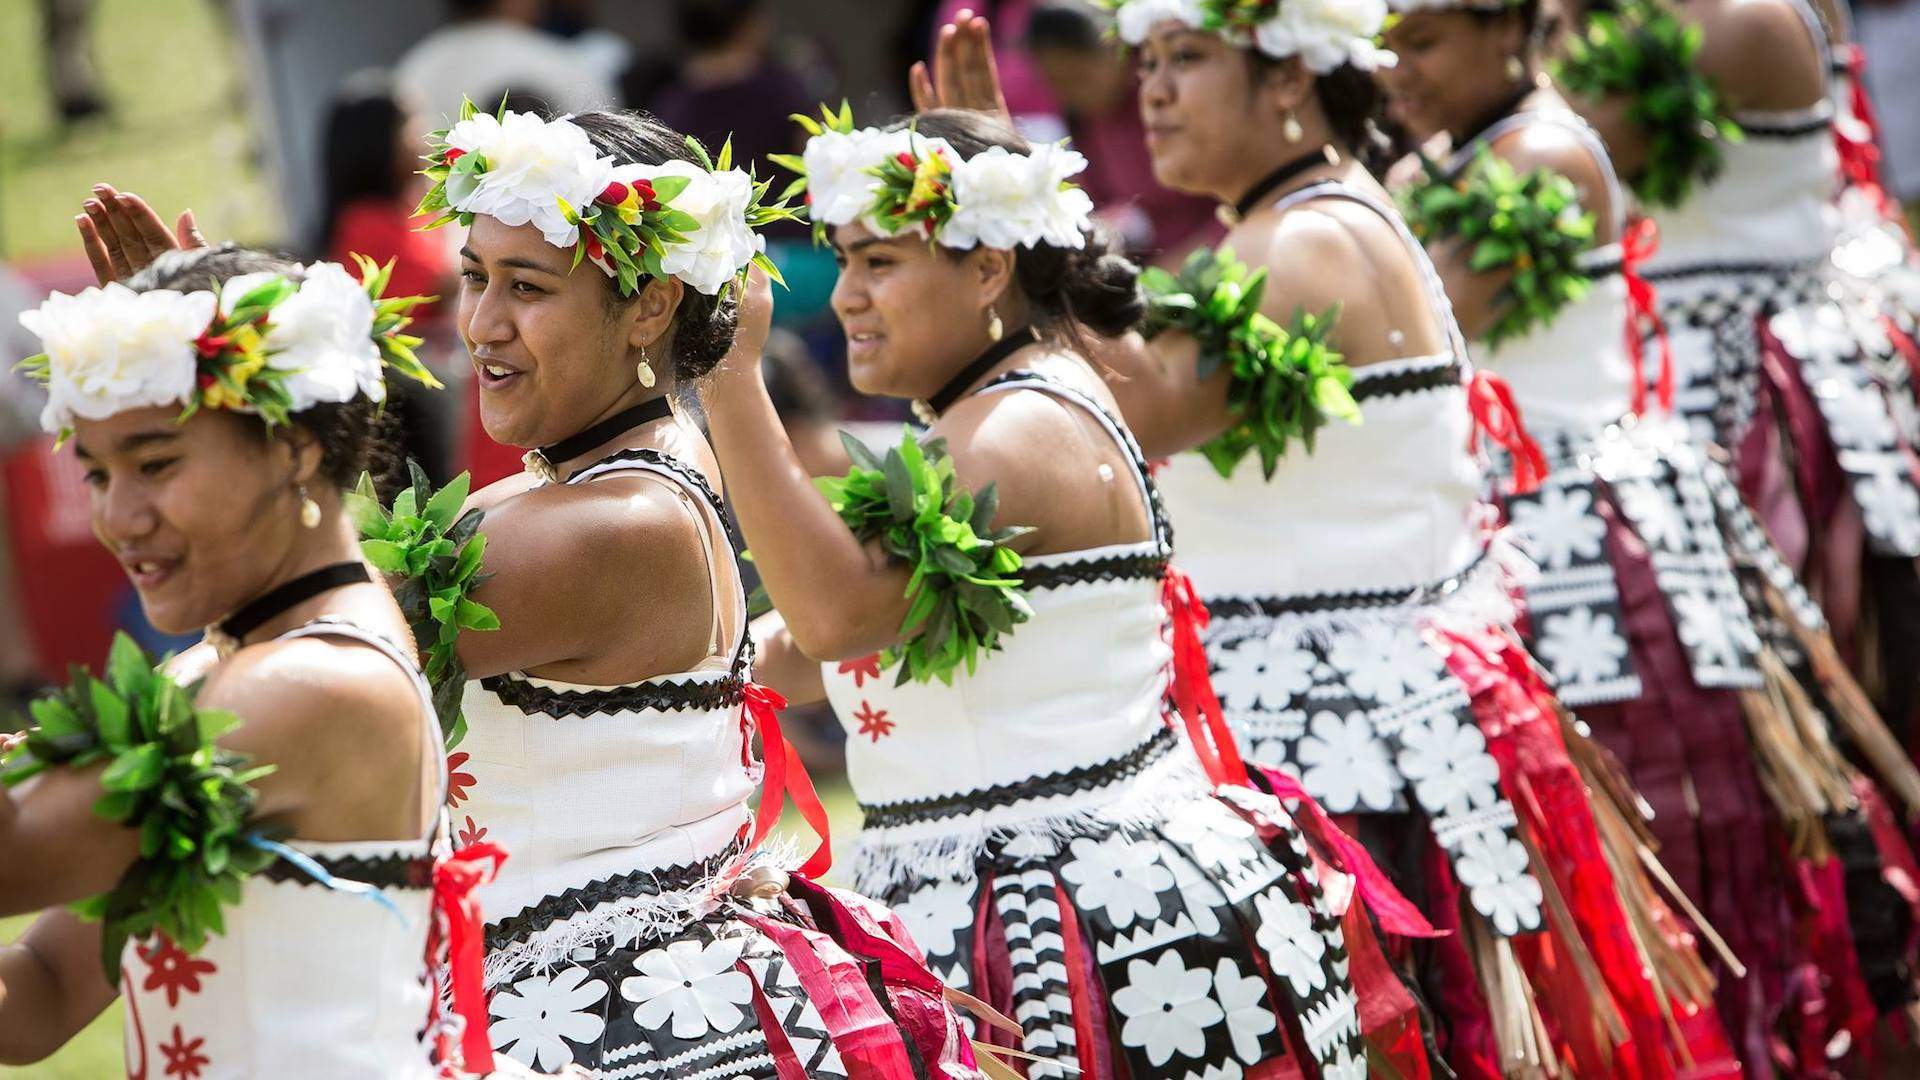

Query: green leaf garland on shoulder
<box><xmin>348</xmin><ymin>463</ymin><xmax>498</xmax><ymax>747</ymax></box>
<box><xmin>1139</xmin><ymin>246</ymin><xmax>1360</xmax><ymax>479</ymax></box>
<box><xmin>1401</xmin><ymin>148</ymin><xmax>1597</xmax><ymax>351</ymax></box>
<box><xmin>1553</xmin><ymin>0</ymin><xmax>1743</xmax><ymax>208</ymax></box>
<box><xmin>815</xmin><ymin>427</ymin><xmax>1034</xmax><ymax>686</ymax></box>
<box><xmin>0</xmin><ymin>633</ymin><xmax>278</xmax><ymax>981</ymax></box>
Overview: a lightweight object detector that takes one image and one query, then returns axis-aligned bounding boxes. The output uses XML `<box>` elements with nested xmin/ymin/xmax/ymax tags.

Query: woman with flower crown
<box><xmin>1379</xmin><ymin>0</ymin><xmax>1920</xmax><ymax>1067</ymax></box>
<box><xmin>905</xmin><ymin>1</ymin><xmax>1746</xmax><ymax>1073</ymax></box>
<box><xmin>0</xmin><ymin>245</ymin><xmax>516</xmax><ymax>1077</ymax></box>
<box><xmin>719</xmin><ymin>103</ymin><xmax>1436</xmax><ymax>1080</ymax></box>
<box><xmin>385</xmin><ymin>102</ymin><xmax>983</xmax><ymax>1076</ymax></box>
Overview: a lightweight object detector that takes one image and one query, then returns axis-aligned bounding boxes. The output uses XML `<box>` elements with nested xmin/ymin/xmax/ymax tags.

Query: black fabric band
<box><xmin>259</xmin><ymin>849</ymin><xmax>433</xmax><ymax>891</ymax></box>
<box><xmin>858</xmin><ymin>726</ymin><xmax>1178</xmax><ymax>830</ymax></box>
<box><xmin>1739</xmin><ymin>114</ymin><xmax>1832</xmax><ymax>139</ymax></box>
<box><xmin>923</xmin><ymin>327</ymin><xmax>1040</xmax><ymax>418</ymax></box>
<box><xmin>1204</xmin><ymin>548</ymin><xmax>1490</xmax><ymax>621</ymax></box>
<box><xmin>1349</xmin><ymin>360</ymin><xmax>1463</xmax><ymax>403</ymax></box>
<box><xmin>480</xmin><ymin>670</ymin><xmax>747</xmax><ymax>717</ymax></box>
<box><xmin>536</xmin><ymin>396</ymin><xmax>674</xmax><ymax>471</ymax></box>
<box><xmin>218</xmin><ymin>562</ymin><xmax>371</xmax><ymax>642</ymax></box>
<box><xmin>484</xmin><ymin>842</ymin><xmax>746</xmax><ymax>950</ymax></box>
<box><xmin>1018</xmin><ymin>549</ymin><xmax>1169</xmax><ymax>591</ymax></box>
<box><xmin>1232</xmin><ymin>146</ymin><xmax>1339</xmax><ymax>222</ymax></box>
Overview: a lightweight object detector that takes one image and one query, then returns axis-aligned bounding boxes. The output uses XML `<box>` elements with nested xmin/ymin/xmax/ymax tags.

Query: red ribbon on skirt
<box><xmin>1467</xmin><ymin>368</ymin><xmax>1549</xmax><ymax>493</ymax></box>
<box><xmin>1837</xmin><ymin>44</ymin><xmax>1900</xmax><ymax>225</ymax></box>
<box><xmin>1619</xmin><ymin>217</ymin><xmax>1675</xmax><ymax>417</ymax></box>
<box><xmin>743</xmin><ymin>682</ymin><xmax>834</xmax><ymax>879</ymax></box>
<box><xmin>1161</xmin><ymin>567</ymin><xmax>1251</xmax><ymax>789</ymax></box>
<box><xmin>430</xmin><ymin>841</ymin><xmax>507</xmax><ymax>1075</ymax></box>
<box><xmin>1255</xmin><ymin>764</ymin><xmax>1442</xmax><ymax>939</ymax></box>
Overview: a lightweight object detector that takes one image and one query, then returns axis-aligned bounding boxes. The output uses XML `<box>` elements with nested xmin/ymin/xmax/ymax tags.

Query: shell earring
<box><xmin>298</xmin><ymin>485</ymin><xmax>321</xmax><ymax>529</ymax></box>
<box><xmin>987</xmin><ymin>306</ymin><xmax>1004</xmax><ymax>343</ymax></box>
<box><xmin>636</xmin><ymin>344</ymin><xmax>657</xmax><ymax>389</ymax></box>
<box><xmin>1505</xmin><ymin>56</ymin><xmax>1526</xmax><ymax>82</ymax></box>
<box><xmin>1283</xmin><ymin>111</ymin><xmax>1303</xmax><ymax>143</ymax></box>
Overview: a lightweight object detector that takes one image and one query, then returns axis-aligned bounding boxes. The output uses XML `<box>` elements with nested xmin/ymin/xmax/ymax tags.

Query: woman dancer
<box><xmin>0</xmin><ymin>246</ymin><xmax>497</xmax><ymax>1076</ymax></box>
<box><xmin>725</xmin><ymin>107</ymin><xmax>1430</xmax><ymax>1080</ymax></box>
<box><xmin>402</xmin><ymin>102</ymin><xmax>979</xmax><ymax>1076</ymax></box>
<box><xmin>1561</xmin><ymin>0</ymin><xmax>1920</xmax><ymax>740</ymax></box>
<box><xmin>1382</xmin><ymin>0</ymin><xmax>1920</xmax><ymax>1065</ymax></box>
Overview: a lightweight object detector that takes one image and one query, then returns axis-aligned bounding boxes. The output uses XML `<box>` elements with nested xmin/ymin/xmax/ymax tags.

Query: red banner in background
<box><xmin>6</xmin><ymin>436</ymin><xmax>124</xmax><ymax>677</ymax></box>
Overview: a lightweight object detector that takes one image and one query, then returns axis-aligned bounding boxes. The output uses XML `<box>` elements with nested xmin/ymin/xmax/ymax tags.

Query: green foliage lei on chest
<box><xmin>1140</xmin><ymin>247</ymin><xmax>1359</xmax><ymax>479</ymax></box>
<box><xmin>817</xmin><ymin>428</ymin><xmax>1033</xmax><ymax>685</ymax></box>
<box><xmin>1</xmin><ymin>634</ymin><xmax>277</xmax><ymax>980</ymax></box>
<box><xmin>348</xmin><ymin>464</ymin><xmax>498</xmax><ymax>748</ymax></box>
<box><xmin>1553</xmin><ymin>0</ymin><xmax>1743</xmax><ymax>208</ymax></box>
<box><xmin>1402</xmin><ymin>148</ymin><xmax>1597</xmax><ymax>351</ymax></box>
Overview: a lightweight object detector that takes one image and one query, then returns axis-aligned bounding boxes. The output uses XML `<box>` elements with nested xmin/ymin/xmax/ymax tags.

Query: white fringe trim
<box><xmin>481</xmin><ymin>838</ymin><xmax>799</xmax><ymax>990</ymax></box>
<box><xmin>849</xmin><ymin>741</ymin><xmax>1212</xmax><ymax>896</ymax></box>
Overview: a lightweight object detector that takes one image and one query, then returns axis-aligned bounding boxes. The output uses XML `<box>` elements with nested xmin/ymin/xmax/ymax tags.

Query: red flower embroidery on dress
<box><xmin>853</xmin><ymin>701</ymin><xmax>895</xmax><ymax>742</ymax></box>
<box><xmin>137</xmin><ymin>936</ymin><xmax>216</xmax><ymax>1007</ymax></box>
<box><xmin>457</xmin><ymin>815</ymin><xmax>489</xmax><ymax>848</ymax></box>
<box><xmin>838</xmin><ymin>654</ymin><xmax>882</xmax><ymax>687</ymax></box>
<box><xmin>446</xmin><ymin>751</ymin><xmax>475</xmax><ymax>808</ymax></box>
<box><xmin>159</xmin><ymin>1025</ymin><xmax>209</xmax><ymax>1078</ymax></box>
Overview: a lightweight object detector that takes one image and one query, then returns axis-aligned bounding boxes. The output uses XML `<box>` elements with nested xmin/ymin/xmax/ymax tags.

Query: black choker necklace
<box><xmin>523</xmin><ymin>396</ymin><xmax>673</xmax><ymax>482</ymax></box>
<box><xmin>209</xmin><ymin>561</ymin><xmax>371</xmax><ymax>654</ymax></box>
<box><xmin>1451</xmin><ymin>86</ymin><xmax>1538</xmax><ymax>159</ymax></box>
<box><xmin>915</xmin><ymin>326</ymin><xmax>1039</xmax><ymax>423</ymax></box>
<box><xmin>1222</xmin><ymin>144</ymin><xmax>1342</xmax><ymax>226</ymax></box>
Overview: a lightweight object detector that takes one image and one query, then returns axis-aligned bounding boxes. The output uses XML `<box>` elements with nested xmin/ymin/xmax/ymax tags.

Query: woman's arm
<box><xmin>0</xmin><ymin>910</ymin><xmax>116</xmax><ymax>1065</ymax></box>
<box><xmin>750</xmin><ymin>613</ymin><xmax>828</xmax><ymax>706</ymax></box>
<box><xmin>0</xmin><ymin>758</ymin><xmax>142</xmax><ymax>915</ymax></box>
<box><xmin>1089</xmin><ymin>330</ymin><xmax>1233</xmax><ymax>461</ymax></box>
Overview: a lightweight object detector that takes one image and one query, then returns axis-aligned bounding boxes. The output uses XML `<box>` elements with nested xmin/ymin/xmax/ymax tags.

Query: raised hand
<box><xmin>709</xmin><ymin>268</ymin><xmax>776</xmax><ymax>388</ymax></box>
<box><xmin>909</xmin><ymin>8</ymin><xmax>1013</xmax><ymax>123</ymax></box>
<box><xmin>76</xmin><ymin>184</ymin><xmax>207</xmax><ymax>285</ymax></box>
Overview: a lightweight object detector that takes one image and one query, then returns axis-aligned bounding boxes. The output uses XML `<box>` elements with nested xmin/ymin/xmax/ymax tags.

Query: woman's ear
<box><xmin>624</xmin><ymin>275</ymin><xmax>685</xmax><ymax>354</ymax></box>
<box><xmin>970</xmin><ymin>245</ymin><xmax>1017</xmax><ymax>308</ymax></box>
<box><xmin>277</xmin><ymin>424</ymin><xmax>326</xmax><ymax>488</ymax></box>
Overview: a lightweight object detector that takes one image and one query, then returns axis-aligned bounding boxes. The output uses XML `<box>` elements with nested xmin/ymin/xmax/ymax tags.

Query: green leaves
<box><xmin>1553</xmin><ymin>0</ymin><xmax>1743</xmax><ymax>208</ymax></box>
<box><xmin>816</xmin><ymin>427</ymin><xmax>1033</xmax><ymax>685</ymax></box>
<box><xmin>0</xmin><ymin>633</ymin><xmax>278</xmax><ymax>982</ymax></box>
<box><xmin>1141</xmin><ymin>246</ymin><xmax>1361</xmax><ymax>479</ymax></box>
<box><xmin>352</xmin><ymin>464</ymin><xmax>496</xmax><ymax>746</ymax></box>
<box><xmin>1400</xmin><ymin>147</ymin><xmax>1598</xmax><ymax>351</ymax></box>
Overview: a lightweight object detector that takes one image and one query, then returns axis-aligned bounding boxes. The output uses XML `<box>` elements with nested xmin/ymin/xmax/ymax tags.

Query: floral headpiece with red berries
<box><xmin>1098</xmin><ymin>0</ymin><xmax>1396</xmax><ymax>75</ymax></box>
<box><xmin>417</xmin><ymin>98</ymin><xmax>794</xmax><ymax>298</ymax></box>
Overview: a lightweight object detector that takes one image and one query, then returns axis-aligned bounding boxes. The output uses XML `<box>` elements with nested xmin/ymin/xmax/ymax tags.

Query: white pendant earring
<box><xmin>298</xmin><ymin>485</ymin><xmax>321</xmax><ymax>529</ymax></box>
<box><xmin>636</xmin><ymin>344</ymin><xmax>657</xmax><ymax>389</ymax></box>
<box><xmin>1283</xmin><ymin>111</ymin><xmax>1303</xmax><ymax>143</ymax></box>
<box><xmin>987</xmin><ymin>306</ymin><xmax>1004</xmax><ymax>343</ymax></box>
<box><xmin>1505</xmin><ymin>56</ymin><xmax>1526</xmax><ymax>82</ymax></box>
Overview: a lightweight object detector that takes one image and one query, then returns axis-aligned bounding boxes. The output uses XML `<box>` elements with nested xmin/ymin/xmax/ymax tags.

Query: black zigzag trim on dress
<box><xmin>1350</xmin><ymin>360</ymin><xmax>1463</xmax><ymax>403</ymax></box>
<box><xmin>1643</xmin><ymin>258</ymin><xmax>1824</xmax><ymax>284</ymax></box>
<box><xmin>1018</xmin><ymin>549</ymin><xmax>1169</xmax><ymax>591</ymax></box>
<box><xmin>1738</xmin><ymin>114</ymin><xmax>1832</xmax><ymax>139</ymax></box>
<box><xmin>484</xmin><ymin>841</ymin><xmax>747</xmax><ymax>952</ymax></box>
<box><xmin>480</xmin><ymin>670</ymin><xmax>747</xmax><ymax>717</ymax></box>
<box><xmin>259</xmin><ymin>849</ymin><xmax>433</xmax><ymax>891</ymax></box>
<box><xmin>1205</xmin><ymin>547</ymin><xmax>1490</xmax><ymax>620</ymax></box>
<box><xmin>858</xmin><ymin>726</ymin><xmax>1178</xmax><ymax>830</ymax></box>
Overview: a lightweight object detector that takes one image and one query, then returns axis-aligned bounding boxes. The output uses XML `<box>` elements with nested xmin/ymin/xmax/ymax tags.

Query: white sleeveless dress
<box><xmin>820</xmin><ymin>371</ymin><xmax>1378</xmax><ymax>1080</ymax></box>
<box><xmin>456</xmin><ymin>448</ymin><xmax>978</xmax><ymax>1077</ymax></box>
<box><xmin>119</xmin><ymin>619</ymin><xmax>443</xmax><ymax>1080</ymax></box>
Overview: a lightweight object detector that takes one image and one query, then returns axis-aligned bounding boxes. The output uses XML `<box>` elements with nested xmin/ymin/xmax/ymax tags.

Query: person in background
<box><xmin>647</xmin><ymin>0</ymin><xmax>813</xmax><ymax>179</ymax></box>
<box><xmin>0</xmin><ymin>264</ymin><xmax>48</xmax><ymax>716</ymax></box>
<box><xmin>394</xmin><ymin>0</ymin><xmax>620</xmax><ymax>125</ymax></box>
<box><xmin>37</xmin><ymin>0</ymin><xmax>102</xmax><ymax>123</ymax></box>
<box><xmin>318</xmin><ymin>70</ymin><xmax>462</xmax><ymax>484</ymax></box>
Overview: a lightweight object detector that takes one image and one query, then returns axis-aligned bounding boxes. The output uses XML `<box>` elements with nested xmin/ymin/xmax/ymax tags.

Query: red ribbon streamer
<box><xmin>1837</xmin><ymin>44</ymin><xmax>1900</xmax><ymax>225</ymax></box>
<box><xmin>743</xmin><ymin>682</ymin><xmax>833</xmax><ymax>879</ymax></box>
<box><xmin>1160</xmin><ymin>567</ymin><xmax>1250</xmax><ymax>790</ymax></box>
<box><xmin>1254</xmin><ymin>765</ymin><xmax>1443</xmax><ymax>939</ymax></box>
<box><xmin>431</xmin><ymin>841</ymin><xmax>507</xmax><ymax>1075</ymax></box>
<box><xmin>1618</xmin><ymin>217</ymin><xmax>1675</xmax><ymax>417</ymax></box>
<box><xmin>1466</xmin><ymin>369</ymin><xmax>1548</xmax><ymax>494</ymax></box>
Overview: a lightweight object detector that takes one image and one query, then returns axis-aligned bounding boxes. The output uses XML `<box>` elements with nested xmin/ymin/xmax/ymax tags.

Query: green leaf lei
<box><xmin>1</xmin><ymin>634</ymin><xmax>276</xmax><ymax>981</ymax></box>
<box><xmin>816</xmin><ymin>428</ymin><xmax>1033</xmax><ymax>686</ymax></box>
<box><xmin>1401</xmin><ymin>148</ymin><xmax>1597</xmax><ymax>351</ymax></box>
<box><xmin>1553</xmin><ymin>0</ymin><xmax>1743</xmax><ymax>208</ymax></box>
<box><xmin>1139</xmin><ymin>247</ymin><xmax>1360</xmax><ymax>479</ymax></box>
<box><xmin>348</xmin><ymin>464</ymin><xmax>498</xmax><ymax>747</ymax></box>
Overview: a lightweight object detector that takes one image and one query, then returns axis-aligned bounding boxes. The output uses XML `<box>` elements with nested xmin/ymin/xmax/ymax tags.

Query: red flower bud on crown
<box><xmin>584</xmin><ymin>233</ymin><xmax>606</xmax><ymax>262</ymax></box>
<box><xmin>895</xmin><ymin>151</ymin><xmax>917</xmax><ymax>169</ymax></box>
<box><xmin>444</xmin><ymin>147</ymin><xmax>467</xmax><ymax>166</ymax></box>
<box><xmin>196</xmin><ymin>372</ymin><xmax>217</xmax><ymax>390</ymax></box>
<box><xmin>193</xmin><ymin>331</ymin><xmax>229</xmax><ymax>359</ymax></box>
<box><xmin>633</xmin><ymin>179</ymin><xmax>660</xmax><ymax>212</ymax></box>
<box><xmin>597</xmin><ymin>181</ymin><xmax>629</xmax><ymax>206</ymax></box>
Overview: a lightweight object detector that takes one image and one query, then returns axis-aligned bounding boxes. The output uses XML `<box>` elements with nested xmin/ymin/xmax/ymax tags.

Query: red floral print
<box><xmin>137</xmin><ymin>936</ymin><xmax>216</xmax><ymax>1007</ymax></box>
<box><xmin>838</xmin><ymin>654</ymin><xmax>882</xmax><ymax>688</ymax></box>
<box><xmin>457</xmin><ymin>815</ymin><xmax>489</xmax><ymax>848</ymax></box>
<box><xmin>853</xmin><ymin>701</ymin><xmax>895</xmax><ymax>742</ymax></box>
<box><xmin>159</xmin><ymin>1026</ymin><xmax>209</xmax><ymax>1078</ymax></box>
<box><xmin>446</xmin><ymin>751</ymin><xmax>475</xmax><ymax>808</ymax></box>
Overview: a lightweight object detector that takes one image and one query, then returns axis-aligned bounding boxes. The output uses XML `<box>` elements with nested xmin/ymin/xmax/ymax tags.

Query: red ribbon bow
<box><xmin>1161</xmin><ymin>568</ymin><xmax>1251</xmax><ymax>790</ymax></box>
<box><xmin>1837</xmin><ymin>45</ymin><xmax>1899</xmax><ymax>225</ymax></box>
<box><xmin>1466</xmin><ymin>369</ymin><xmax>1548</xmax><ymax>494</ymax></box>
<box><xmin>430</xmin><ymin>841</ymin><xmax>507</xmax><ymax>1075</ymax></box>
<box><xmin>1619</xmin><ymin>217</ymin><xmax>1675</xmax><ymax>417</ymax></box>
<box><xmin>743</xmin><ymin>682</ymin><xmax>833</xmax><ymax>879</ymax></box>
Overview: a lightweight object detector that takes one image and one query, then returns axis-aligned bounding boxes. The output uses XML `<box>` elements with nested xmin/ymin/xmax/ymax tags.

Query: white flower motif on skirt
<box><xmin>1295</xmin><ymin>710</ymin><xmax>1397</xmax><ymax>813</ymax></box>
<box><xmin>1508</xmin><ymin>483</ymin><xmax>1606</xmax><ymax>569</ymax></box>
<box><xmin>1770</xmin><ymin>305</ymin><xmax>1859</xmax><ymax>369</ymax></box>
<box><xmin>1814</xmin><ymin>375</ymin><xmax>1898</xmax><ymax>451</ymax></box>
<box><xmin>1110</xmin><ymin>951</ymin><xmax>1225</xmax><ymax>1067</ymax></box>
<box><xmin>489</xmin><ymin>966</ymin><xmax>610</xmax><ymax>1071</ymax></box>
<box><xmin>1395</xmin><ymin>712</ymin><xmax>1501</xmax><ymax>814</ymax></box>
<box><xmin>1455</xmin><ymin>830</ymin><xmax>1544</xmax><ymax>936</ymax></box>
<box><xmin>619</xmin><ymin>937</ymin><xmax>754</xmax><ymax>1040</ymax></box>
<box><xmin>1533</xmin><ymin>606</ymin><xmax>1630</xmax><ymax>688</ymax></box>
<box><xmin>1252</xmin><ymin>886</ymin><xmax>1328</xmax><ymax>998</ymax></box>
<box><xmin>1856</xmin><ymin>467</ymin><xmax>1920</xmax><ymax>554</ymax></box>
<box><xmin>1059</xmin><ymin>833</ymin><xmax>1176</xmax><ymax>930</ymax></box>
<box><xmin>1211</xmin><ymin>957</ymin><xmax>1278</xmax><ymax>1064</ymax></box>
<box><xmin>1325</xmin><ymin>625</ymin><xmax>1445</xmax><ymax>705</ymax></box>
<box><xmin>1322</xmin><ymin>1049</ymin><xmax>1369</xmax><ymax>1080</ymax></box>
<box><xmin>1671</xmin><ymin>591</ymin><xmax>1739</xmax><ymax>671</ymax></box>
<box><xmin>1614</xmin><ymin>478</ymin><xmax>1687</xmax><ymax>553</ymax></box>
<box><xmin>1160</xmin><ymin>801</ymin><xmax>1258</xmax><ymax>871</ymax></box>
<box><xmin>1211</xmin><ymin>635</ymin><xmax>1315</xmax><ymax>710</ymax></box>
<box><xmin>893</xmin><ymin>878</ymin><xmax>978</xmax><ymax>960</ymax></box>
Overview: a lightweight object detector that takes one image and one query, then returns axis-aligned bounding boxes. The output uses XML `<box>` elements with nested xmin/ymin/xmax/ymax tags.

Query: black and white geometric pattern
<box><xmin>991</xmin><ymin>868</ymin><xmax>1079</xmax><ymax>1079</ymax></box>
<box><xmin>1695</xmin><ymin>450</ymin><xmax>1832</xmax><ymax>633</ymax></box>
<box><xmin>1505</xmin><ymin>467</ymin><xmax>1641</xmax><ymax>704</ymax></box>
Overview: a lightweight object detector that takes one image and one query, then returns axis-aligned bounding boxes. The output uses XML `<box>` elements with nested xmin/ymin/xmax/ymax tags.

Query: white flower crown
<box><xmin>1104</xmin><ymin>0</ymin><xmax>1397</xmax><ymax>76</ymax></box>
<box><xmin>418</xmin><ymin>100</ymin><xmax>793</xmax><ymax>298</ymax></box>
<box><xmin>17</xmin><ymin>257</ymin><xmax>436</xmax><ymax>438</ymax></box>
<box><xmin>775</xmin><ymin>106</ymin><xmax>1096</xmax><ymax>252</ymax></box>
